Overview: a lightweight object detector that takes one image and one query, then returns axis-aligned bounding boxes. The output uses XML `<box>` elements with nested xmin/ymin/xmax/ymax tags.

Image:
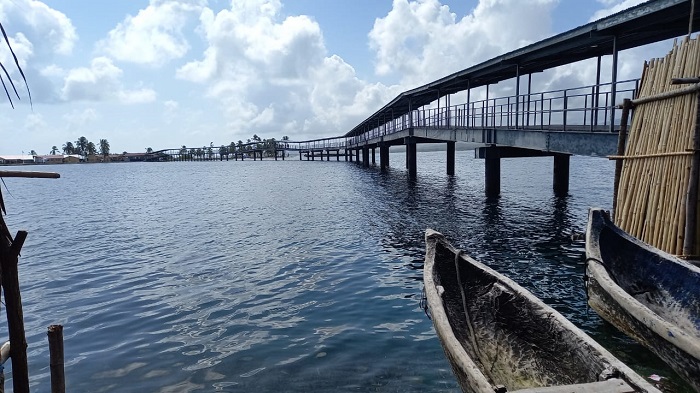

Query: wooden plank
<box><xmin>513</xmin><ymin>378</ymin><xmax>636</xmax><ymax>393</ymax></box>
<box><xmin>0</xmin><ymin>171</ymin><xmax>60</xmax><ymax>179</ymax></box>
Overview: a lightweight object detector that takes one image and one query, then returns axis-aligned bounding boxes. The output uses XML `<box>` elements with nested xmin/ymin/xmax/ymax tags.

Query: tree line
<box><xmin>49</xmin><ymin>137</ymin><xmax>111</xmax><ymax>157</ymax></box>
<box><xmin>178</xmin><ymin>135</ymin><xmax>290</xmax><ymax>159</ymax></box>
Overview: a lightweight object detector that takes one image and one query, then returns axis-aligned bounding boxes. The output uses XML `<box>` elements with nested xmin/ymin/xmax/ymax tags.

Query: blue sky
<box><xmin>0</xmin><ymin>0</ymin><xmax>672</xmax><ymax>155</ymax></box>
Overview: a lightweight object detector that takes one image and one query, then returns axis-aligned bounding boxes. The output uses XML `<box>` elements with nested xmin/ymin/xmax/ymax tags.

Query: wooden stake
<box><xmin>613</xmin><ymin>98</ymin><xmax>632</xmax><ymax>221</ymax></box>
<box><xmin>0</xmin><ymin>230</ymin><xmax>29</xmax><ymax>393</ymax></box>
<box><xmin>48</xmin><ymin>325</ymin><xmax>65</xmax><ymax>393</ymax></box>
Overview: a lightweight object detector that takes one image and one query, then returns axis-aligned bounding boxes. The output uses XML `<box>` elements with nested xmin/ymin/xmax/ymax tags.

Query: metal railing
<box><xmin>297</xmin><ymin>79</ymin><xmax>640</xmax><ymax>150</ymax></box>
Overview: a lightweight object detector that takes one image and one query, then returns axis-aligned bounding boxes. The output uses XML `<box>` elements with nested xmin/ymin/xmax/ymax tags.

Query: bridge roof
<box><xmin>345</xmin><ymin>0</ymin><xmax>699</xmax><ymax>137</ymax></box>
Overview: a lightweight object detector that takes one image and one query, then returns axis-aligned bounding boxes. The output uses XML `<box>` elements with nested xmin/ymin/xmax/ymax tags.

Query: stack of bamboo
<box><xmin>614</xmin><ymin>36</ymin><xmax>700</xmax><ymax>257</ymax></box>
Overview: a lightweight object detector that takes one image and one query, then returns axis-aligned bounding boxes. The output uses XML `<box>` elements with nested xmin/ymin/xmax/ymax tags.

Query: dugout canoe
<box><xmin>424</xmin><ymin>229</ymin><xmax>661</xmax><ymax>393</ymax></box>
<box><xmin>585</xmin><ymin>208</ymin><xmax>700</xmax><ymax>392</ymax></box>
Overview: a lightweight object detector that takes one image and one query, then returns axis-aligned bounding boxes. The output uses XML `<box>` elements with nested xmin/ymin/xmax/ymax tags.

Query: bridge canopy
<box><xmin>345</xmin><ymin>0</ymin><xmax>699</xmax><ymax>137</ymax></box>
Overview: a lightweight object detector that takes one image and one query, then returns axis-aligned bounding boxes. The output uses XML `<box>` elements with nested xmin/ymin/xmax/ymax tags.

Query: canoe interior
<box><xmin>431</xmin><ymin>240</ymin><xmax>625</xmax><ymax>391</ymax></box>
<box><xmin>595</xmin><ymin>216</ymin><xmax>700</xmax><ymax>339</ymax></box>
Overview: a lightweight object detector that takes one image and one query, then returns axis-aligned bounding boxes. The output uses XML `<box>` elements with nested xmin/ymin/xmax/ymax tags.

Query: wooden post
<box><xmin>683</xmin><ymin>93</ymin><xmax>700</xmax><ymax>257</ymax></box>
<box><xmin>613</xmin><ymin>98</ymin><xmax>632</xmax><ymax>221</ymax></box>
<box><xmin>0</xmin><ymin>230</ymin><xmax>30</xmax><ymax>393</ymax></box>
<box><xmin>48</xmin><ymin>325</ymin><xmax>65</xmax><ymax>393</ymax></box>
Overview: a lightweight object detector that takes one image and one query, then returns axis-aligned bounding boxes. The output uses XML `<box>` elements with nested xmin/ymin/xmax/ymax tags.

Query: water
<box><xmin>0</xmin><ymin>152</ymin><xmax>688</xmax><ymax>392</ymax></box>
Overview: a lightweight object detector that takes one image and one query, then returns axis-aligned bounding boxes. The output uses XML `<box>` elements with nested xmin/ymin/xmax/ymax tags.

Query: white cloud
<box><xmin>176</xmin><ymin>0</ymin><xmax>395</xmax><ymax>140</ymax></box>
<box><xmin>62</xmin><ymin>108</ymin><xmax>99</xmax><ymax>129</ymax></box>
<box><xmin>0</xmin><ymin>0</ymin><xmax>76</xmax><ymax>63</ymax></box>
<box><xmin>590</xmin><ymin>0</ymin><xmax>648</xmax><ymax>21</ymax></box>
<box><xmin>99</xmin><ymin>0</ymin><xmax>205</xmax><ymax>67</ymax></box>
<box><xmin>61</xmin><ymin>57</ymin><xmax>157</xmax><ymax>104</ymax></box>
<box><xmin>369</xmin><ymin>0</ymin><xmax>558</xmax><ymax>88</ymax></box>
<box><xmin>24</xmin><ymin>113</ymin><xmax>46</xmax><ymax>132</ymax></box>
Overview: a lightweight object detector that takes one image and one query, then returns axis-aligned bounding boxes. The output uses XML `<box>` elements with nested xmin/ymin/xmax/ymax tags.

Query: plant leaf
<box><xmin>0</xmin><ymin>74</ymin><xmax>14</xmax><ymax>109</ymax></box>
<box><xmin>0</xmin><ymin>61</ymin><xmax>20</xmax><ymax>100</ymax></box>
<box><xmin>0</xmin><ymin>22</ymin><xmax>32</xmax><ymax>108</ymax></box>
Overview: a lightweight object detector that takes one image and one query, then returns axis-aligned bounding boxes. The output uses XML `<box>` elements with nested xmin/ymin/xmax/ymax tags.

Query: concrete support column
<box><xmin>484</xmin><ymin>146</ymin><xmax>500</xmax><ymax>197</ymax></box>
<box><xmin>362</xmin><ymin>146</ymin><xmax>370</xmax><ymax>167</ymax></box>
<box><xmin>405</xmin><ymin>137</ymin><xmax>417</xmax><ymax>178</ymax></box>
<box><xmin>371</xmin><ymin>148</ymin><xmax>376</xmax><ymax>165</ymax></box>
<box><xmin>349</xmin><ymin>150</ymin><xmax>353</xmax><ymax>162</ymax></box>
<box><xmin>446</xmin><ymin>141</ymin><xmax>455</xmax><ymax>176</ymax></box>
<box><xmin>355</xmin><ymin>149</ymin><xmax>360</xmax><ymax>163</ymax></box>
<box><xmin>553</xmin><ymin>153</ymin><xmax>570</xmax><ymax>196</ymax></box>
<box><xmin>380</xmin><ymin>144</ymin><xmax>390</xmax><ymax>171</ymax></box>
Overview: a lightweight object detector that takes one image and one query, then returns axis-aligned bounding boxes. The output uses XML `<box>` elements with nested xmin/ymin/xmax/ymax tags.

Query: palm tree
<box><xmin>62</xmin><ymin>142</ymin><xmax>75</xmax><ymax>154</ymax></box>
<box><xmin>86</xmin><ymin>141</ymin><xmax>97</xmax><ymax>156</ymax></box>
<box><xmin>146</xmin><ymin>147</ymin><xmax>153</xmax><ymax>154</ymax></box>
<box><xmin>99</xmin><ymin>139</ymin><xmax>110</xmax><ymax>157</ymax></box>
<box><xmin>75</xmin><ymin>136</ymin><xmax>88</xmax><ymax>156</ymax></box>
<box><xmin>29</xmin><ymin>150</ymin><xmax>37</xmax><ymax>156</ymax></box>
<box><xmin>50</xmin><ymin>146</ymin><xmax>58</xmax><ymax>155</ymax></box>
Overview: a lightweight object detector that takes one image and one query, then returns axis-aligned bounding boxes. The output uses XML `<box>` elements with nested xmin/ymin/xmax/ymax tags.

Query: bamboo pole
<box><xmin>48</xmin><ymin>325</ymin><xmax>65</xmax><ymax>393</ymax></box>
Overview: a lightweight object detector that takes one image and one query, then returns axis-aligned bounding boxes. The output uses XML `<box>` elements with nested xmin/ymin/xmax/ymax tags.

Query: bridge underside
<box><xmin>359</xmin><ymin>127</ymin><xmax>618</xmax><ymax>157</ymax></box>
<box><xmin>341</xmin><ymin>126</ymin><xmax>614</xmax><ymax>196</ymax></box>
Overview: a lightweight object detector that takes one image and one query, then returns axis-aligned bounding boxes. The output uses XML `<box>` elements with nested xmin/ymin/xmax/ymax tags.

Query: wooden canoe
<box><xmin>424</xmin><ymin>229</ymin><xmax>661</xmax><ymax>393</ymax></box>
<box><xmin>585</xmin><ymin>208</ymin><xmax>700</xmax><ymax>392</ymax></box>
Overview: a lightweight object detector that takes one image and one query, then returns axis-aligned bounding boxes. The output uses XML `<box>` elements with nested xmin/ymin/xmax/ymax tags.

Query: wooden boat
<box><xmin>585</xmin><ymin>208</ymin><xmax>700</xmax><ymax>392</ymax></box>
<box><xmin>424</xmin><ymin>229</ymin><xmax>661</xmax><ymax>393</ymax></box>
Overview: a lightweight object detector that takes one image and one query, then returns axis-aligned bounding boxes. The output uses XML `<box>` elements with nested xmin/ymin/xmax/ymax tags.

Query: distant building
<box><xmin>120</xmin><ymin>153</ymin><xmax>150</xmax><ymax>162</ymax></box>
<box><xmin>63</xmin><ymin>155</ymin><xmax>82</xmax><ymax>163</ymax></box>
<box><xmin>0</xmin><ymin>155</ymin><xmax>35</xmax><ymax>164</ymax></box>
<box><xmin>34</xmin><ymin>155</ymin><xmax>64</xmax><ymax>164</ymax></box>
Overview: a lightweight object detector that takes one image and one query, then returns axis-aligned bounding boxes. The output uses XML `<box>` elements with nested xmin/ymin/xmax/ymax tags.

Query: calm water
<box><xmin>0</xmin><ymin>151</ymin><xmax>687</xmax><ymax>392</ymax></box>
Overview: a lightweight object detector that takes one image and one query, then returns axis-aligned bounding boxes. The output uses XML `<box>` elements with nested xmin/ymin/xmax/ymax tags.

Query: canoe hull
<box><xmin>585</xmin><ymin>208</ymin><xmax>700</xmax><ymax>392</ymax></box>
<box><xmin>425</xmin><ymin>229</ymin><xmax>660</xmax><ymax>393</ymax></box>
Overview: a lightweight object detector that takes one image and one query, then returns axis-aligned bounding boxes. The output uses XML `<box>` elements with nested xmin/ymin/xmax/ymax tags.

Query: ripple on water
<box><xmin>0</xmin><ymin>156</ymin><xmax>690</xmax><ymax>392</ymax></box>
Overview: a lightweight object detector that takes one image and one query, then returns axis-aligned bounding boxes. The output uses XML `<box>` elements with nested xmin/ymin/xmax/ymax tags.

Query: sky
<box><xmin>0</xmin><ymin>0</ymin><xmax>680</xmax><ymax>155</ymax></box>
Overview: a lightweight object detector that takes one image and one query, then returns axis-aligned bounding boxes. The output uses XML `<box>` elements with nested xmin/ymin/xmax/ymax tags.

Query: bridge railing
<box><xmin>360</xmin><ymin>79</ymin><xmax>639</xmax><ymax>141</ymax></box>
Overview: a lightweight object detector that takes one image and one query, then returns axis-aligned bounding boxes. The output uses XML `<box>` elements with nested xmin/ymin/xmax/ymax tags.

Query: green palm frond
<box><xmin>0</xmin><ymin>21</ymin><xmax>32</xmax><ymax>108</ymax></box>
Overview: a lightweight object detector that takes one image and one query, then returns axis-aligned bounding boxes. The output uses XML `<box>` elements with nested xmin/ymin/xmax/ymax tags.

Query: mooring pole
<box><xmin>48</xmin><ymin>325</ymin><xmax>65</xmax><ymax>393</ymax></box>
<box><xmin>683</xmin><ymin>93</ymin><xmax>700</xmax><ymax>257</ymax></box>
<box><xmin>0</xmin><ymin>230</ymin><xmax>30</xmax><ymax>393</ymax></box>
<box><xmin>613</xmin><ymin>98</ymin><xmax>632</xmax><ymax>221</ymax></box>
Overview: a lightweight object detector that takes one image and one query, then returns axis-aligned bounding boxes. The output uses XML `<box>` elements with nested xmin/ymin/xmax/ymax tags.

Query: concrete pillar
<box><xmin>380</xmin><ymin>144</ymin><xmax>389</xmax><ymax>171</ymax></box>
<box><xmin>355</xmin><ymin>149</ymin><xmax>360</xmax><ymax>163</ymax></box>
<box><xmin>371</xmin><ymin>148</ymin><xmax>376</xmax><ymax>165</ymax></box>
<box><xmin>553</xmin><ymin>153</ymin><xmax>570</xmax><ymax>196</ymax></box>
<box><xmin>299</xmin><ymin>151</ymin><xmax>302</xmax><ymax>160</ymax></box>
<box><xmin>446</xmin><ymin>141</ymin><xmax>455</xmax><ymax>176</ymax></box>
<box><xmin>362</xmin><ymin>146</ymin><xmax>370</xmax><ymax>167</ymax></box>
<box><xmin>484</xmin><ymin>146</ymin><xmax>500</xmax><ymax>197</ymax></box>
<box><xmin>405</xmin><ymin>137</ymin><xmax>417</xmax><ymax>178</ymax></box>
